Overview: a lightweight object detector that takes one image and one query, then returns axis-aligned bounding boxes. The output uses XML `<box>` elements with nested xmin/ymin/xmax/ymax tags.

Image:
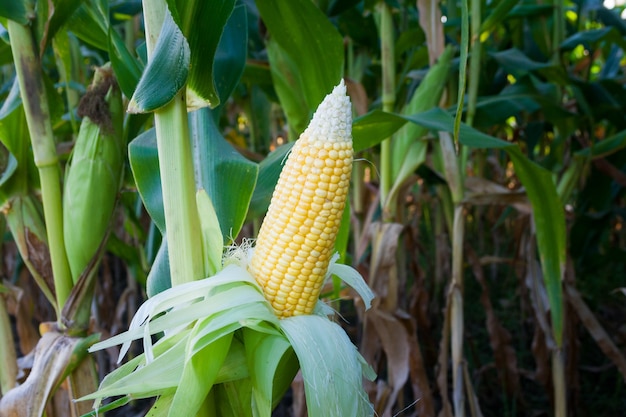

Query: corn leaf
<box><xmin>129</xmin><ymin>128</ymin><xmax>165</xmax><ymax>232</ymax></box>
<box><xmin>392</xmin><ymin>45</ymin><xmax>453</xmax><ymax>179</ymax></box>
<box><xmin>280</xmin><ymin>316</ymin><xmax>375</xmax><ymax>417</ymax></box>
<box><xmin>108</xmin><ymin>25</ymin><xmax>143</xmax><ymax>98</ymax></box>
<box><xmin>575</xmin><ymin>128</ymin><xmax>626</xmax><ymax>159</ymax></box>
<box><xmin>479</xmin><ymin>0</ymin><xmax>522</xmax><ymax>42</ymax></box>
<box><xmin>213</xmin><ymin>3</ymin><xmax>247</xmax><ymax>105</ymax></box>
<box><xmin>190</xmin><ymin>109</ymin><xmax>258</xmax><ymax>243</ymax></box>
<box><xmin>266</xmin><ymin>39</ymin><xmax>310</xmax><ymax>137</ymax></box>
<box><xmin>146</xmin><ymin>237</ymin><xmax>171</xmax><ymax>298</ymax></box>
<box><xmin>170</xmin><ymin>333</ymin><xmax>233</xmax><ymax>416</ymax></box>
<box><xmin>330</xmin><ymin>258</ymin><xmax>375</xmax><ymax>310</ymax></box>
<box><xmin>248</xmin><ymin>142</ymin><xmax>294</xmax><ymax>219</ymax></box>
<box><xmin>38</xmin><ymin>0</ymin><xmax>84</xmax><ymax>51</ymax></box>
<box><xmin>128</xmin><ymin>9</ymin><xmax>189</xmax><ymax>113</ymax></box>
<box><xmin>65</xmin><ymin>0</ymin><xmax>109</xmax><ymax>51</ymax></box>
<box><xmin>353</xmin><ymin>110</ymin><xmax>407</xmax><ymax>152</ymax></box>
<box><xmin>166</xmin><ymin>0</ymin><xmax>236</xmax><ymax>108</ymax></box>
<box><xmin>0</xmin><ymin>0</ymin><xmax>27</xmax><ymax>24</ymax></box>
<box><xmin>257</xmin><ymin>0</ymin><xmax>344</xmax><ymax>119</ymax></box>
<box><xmin>129</xmin><ymin>110</ymin><xmax>258</xmax><ymax>243</ymax></box>
<box><xmin>243</xmin><ymin>329</ymin><xmax>297</xmax><ymax>417</ymax></box>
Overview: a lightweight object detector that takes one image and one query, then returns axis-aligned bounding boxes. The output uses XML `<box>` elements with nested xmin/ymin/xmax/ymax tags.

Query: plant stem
<box><xmin>142</xmin><ymin>0</ymin><xmax>204</xmax><ymax>285</ymax></box>
<box><xmin>378</xmin><ymin>1</ymin><xmax>395</xmax><ymax>218</ymax></box>
<box><xmin>8</xmin><ymin>20</ymin><xmax>72</xmax><ymax>316</ymax></box>
<box><xmin>465</xmin><ymin>0</ymin><xmax>481</xmax><ymax>128</ymax></box>
<box><xmin>552</xmin><ymin>349</ymin><xmax>566</xmax><ymax>417</ymax></box>
<box><xmin>0</xmin><ymin>294</ymin><xmax>17</xmax><ymax>394</ymax></box>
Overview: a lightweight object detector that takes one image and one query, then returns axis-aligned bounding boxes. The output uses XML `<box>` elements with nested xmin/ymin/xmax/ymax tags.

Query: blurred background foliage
<box><xmin>0</xmin><ymin>0</ymin><xmax>625</xmax><ymax>416</ymax></box>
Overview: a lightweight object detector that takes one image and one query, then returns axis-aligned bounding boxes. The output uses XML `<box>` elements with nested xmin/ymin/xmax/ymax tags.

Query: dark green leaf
<box><xmin>146</xmin><ymin>238</ymin><xmax>172</xmax><ymax>298</ymax></box>
<box><xmin>353</xmin><ymin>110</ymin><xmax>406</xmax><ymax>152</ymax></box>
<box><xmin>0</xmin><ymin>0</ymin><xmax>28</xmax><ymax>24</ymax></box>
<box><xmin>108</xmin><ymin>26</ymin><xmax>143</xmax><ymax>98</ymax></box>
<box><xmin>66</xmin><ymin>2</ymin><xmax>108</xmax><ymax>51</ymax></box>
<box><xmin>576</xmin><ymin>128</ymin><xmax>626</xmax><ymax>160</ymax></box>
<box><xmin>266</xmin><ymin>39</ymin><xmax>309</xmax><ymax>138</ymax></box>
<box><xmin>128</xmin><ymin>10</ymin><xmax>189</xmax><ymax>113</ymax></box>
<box><xmin>248</xmin><ymin>142</ymin><xmax>293</xmax><ymax>219</ymax></box>
<box><xmin>168</xmin><ymin>0</ymin><xmax>236</xmax><ymax>108</ymax></box>
<box><xmin>490</xmin><ymin>48</ymin><xmax>552</xmax><ymax>72</ymax></box>
<box><xmin>213</xmin><ymin>3</ymin><xmax>247</xmax><ymax>104</ymax></box>
<box><xmin>39</xmin><ymin>0</ymin><xmax>84</xmax><ymax>50</ymax></box>
<box><xmin>190</xmin><ymin>108</ymin><xmax>258</xmax><ymax>242</ymax></box>
<box><xmin>479</xmin><ymin>0</ymin><xmax>521</xmax><ymax>39</ymax></box>
<box><xmin>561</xmin><ymin>27</ymin><xmax>626</xmax><ymax>51</ymax></box>
<box><xmin>128</xmin><ymin>128</ymin><xmax>165</xmax><ymax>233</ymax></box>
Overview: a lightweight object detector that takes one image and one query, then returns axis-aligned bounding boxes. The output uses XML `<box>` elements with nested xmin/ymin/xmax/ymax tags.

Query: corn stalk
<box><xmin>7</xmin><ymin>18</ymin><xmax>72</xmax><ymax>320</ymax></box>
<box><xmin>141</xmin><ymin>0</ymin><xmax>204</xmax><ymax>286</ymax></box>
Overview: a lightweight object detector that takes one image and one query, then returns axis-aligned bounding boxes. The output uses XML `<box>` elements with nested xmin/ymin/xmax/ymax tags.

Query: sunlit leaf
<box><xmin>257</xmin><ymin>0</ymin><xmax>344</xmax><ymax>114</ymax></box>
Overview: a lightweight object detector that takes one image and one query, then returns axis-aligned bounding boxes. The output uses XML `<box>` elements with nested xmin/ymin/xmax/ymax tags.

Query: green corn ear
<box><xmin>63</xmin><ymin>65</ymin><xmax>124</xmax><ymax>282</ymax></box>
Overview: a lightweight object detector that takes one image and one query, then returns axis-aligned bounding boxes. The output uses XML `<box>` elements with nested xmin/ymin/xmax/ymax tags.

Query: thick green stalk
<box><xmin>8</xmin><ymin>20</ymin><xmax>72</xmax><ymax>314</ymax></box>
<box><xmin>142</xmin><ymin>0</ymin><xmax>203</xmax><ymax>285</ymax></box>
<box><xmin>377</xmin><ymin>2</ymin><xmax>395</xmax><ymax>217</ymax></box>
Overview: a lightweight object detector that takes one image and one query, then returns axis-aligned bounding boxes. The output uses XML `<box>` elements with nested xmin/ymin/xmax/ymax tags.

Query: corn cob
<box><xmin>63</xmin><ymin>65</ymin><xmax>124</xmax><ymax>282</ymax></box>
<box><xmin>249</xmin><ymin>80</ymin><xmax>352</xmax><ymax>318</ymax></box>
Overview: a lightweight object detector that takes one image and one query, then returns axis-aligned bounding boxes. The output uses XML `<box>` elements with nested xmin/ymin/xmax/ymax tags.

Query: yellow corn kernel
<box><xmin>249</xmin><ymin>81</ymin><xmax>352</xmax><ymax>318</ymax></box>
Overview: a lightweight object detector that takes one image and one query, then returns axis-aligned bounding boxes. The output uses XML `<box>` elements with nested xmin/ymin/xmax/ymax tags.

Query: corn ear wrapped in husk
<box><xmin>63</xmin><ymin>65</ymin><xmax>124</xmax><ymax>282</ymax></box>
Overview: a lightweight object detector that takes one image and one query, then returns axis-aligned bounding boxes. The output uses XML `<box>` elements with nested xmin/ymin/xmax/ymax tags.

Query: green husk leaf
<box><xmin>63</xmin><ymin>65</ymin><xmax>124</xmax><ymax>282</ymax></box>
<box><xmin>169</xmin><ymin>333</ymin><xmax>233</xmax><ymax>416</ymax></box>
<box><xmin>329</xmin><ymin>257</ymin><xmax>375</xmax><ymax>310</ymax></box>
<box><xmin>280</xmin><ymin>316</ymin><xmax>375</xmax><ymax>417</ymax></box>
<box><xmin>243</xmin><ymin>328</ymin><xmax>297</xmax><ymax>417</ymax></box>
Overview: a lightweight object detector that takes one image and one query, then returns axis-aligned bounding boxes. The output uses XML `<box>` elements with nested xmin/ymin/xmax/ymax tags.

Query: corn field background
<box><xmin>1</xmin><ymin>0</ymin><xmax>626</xmax><ymax>416</ymax></box>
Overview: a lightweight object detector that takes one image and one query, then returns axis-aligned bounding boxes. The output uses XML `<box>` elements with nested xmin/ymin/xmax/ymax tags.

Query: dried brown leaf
<box><xmin>463</xmin><ymin>176</ymin><xmax>528</xmax><ymax>209</ymax></box>
<box><xmin>566</xmin><ymin>283</ymin><xmax>626</xmax><ymax>381</ymax></box>
<box><xmin>291</xmin><ymin>371</ymin><xmax>306</xmax><ymax>417</ymax></box>
<box><xmin>416</xmin><ymin>0</ymin><xmax>445</xmax><ymax>66</ymax></box>
<box><xmin>436</xmin><ymin>295</ymin><xmax>453</xmax><ymax>417</ymax></box>
<box><xmin>368</xmin><ymin>221</ymin><xmax>403</xmax><ymax>310</ymax></box>
<box><xmin>463</xmin><ymin>363</ymin><xmax>484</xmax><ymax>417</ymax></box>
<box><xmin>0</xmin><ymin>331</ymin><xmax>81</xmax><ymax>417</ymax></box>
<box><xmin>399</xmin><ymin>314</ymin><xmax>435</xmax><ymax>416</ymax></box>
<box><xmin>4</xmin><ymin>281</ymin><xmax>39</xmax><ymax>355</ymax></box>
<box><xmin>365</xmin><ymin>309</ymin><xmax>411</xmax><ymax>417</ymax></box>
